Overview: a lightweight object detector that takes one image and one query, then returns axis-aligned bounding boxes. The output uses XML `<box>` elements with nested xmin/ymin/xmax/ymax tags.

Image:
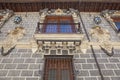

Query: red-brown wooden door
<box><xmin>44</xmin><ymin>55</ymin><xmax>74</xmax><ymax>80</ymax></box>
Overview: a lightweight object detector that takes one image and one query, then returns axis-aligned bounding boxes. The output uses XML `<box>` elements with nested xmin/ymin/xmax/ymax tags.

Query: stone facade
<box><xmin>0</xmin><ymin>12</ymin><xmax>120</xmax><ymax>80</ymax></box>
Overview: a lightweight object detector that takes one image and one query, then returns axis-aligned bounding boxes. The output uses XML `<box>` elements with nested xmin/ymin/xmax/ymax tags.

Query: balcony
<box><xmin>34</xmin><ymin>22</ymin><xmax>84</xmax><ymax>41</ymax></box>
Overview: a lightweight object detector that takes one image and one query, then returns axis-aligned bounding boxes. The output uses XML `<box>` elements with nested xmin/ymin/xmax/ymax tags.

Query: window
<box><xmin>48</xmin><ymin>69</ymin><xmax>57</xmax><ymax>80</ymax></box>
<box><xmin>44</xmin><ymin>55</ymin><xmax>74</xmax><ymax>80</ymax></box>
<box><xmin>42</xmin><ymin>16</ymin><xmax>76</xmax><ymax>33</ymax></box>
<box><xmin>61</xmin><ymin>69</ymin><xmax>70</xmax><ymax>80</ymax></box>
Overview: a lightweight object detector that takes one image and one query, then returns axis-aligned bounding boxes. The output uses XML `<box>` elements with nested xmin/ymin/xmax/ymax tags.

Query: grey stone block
<box><xmin>111</xmin><ymin>77</ymin><xmax>120</xmax><ymax>80</ymax></box>
<box><xmin>82</xmin><ymin>64</ymin><xmax>93</xmax><ymax>69</ymax></box>
<box><xmin>101</xmin><ymin>77</ymin><xmax>111</xmax><ymax>80</ymax></box>
<box><xmin>8</xmin><ymin>70</ymin><xmax>20</xmax><ymax>76</ymax></box>
<box><xmin>34</xmin><ymin>70</ymin><xmax>41</xmax><ymax>76</ymax></box>
<box><xmin>87</xmin><ymin>59</ymin><xmax>95</xmax><ymax>63</ymax></box>
<box><xmin>12</xmin><ymin>77</ymin><xmax>25</xmax><ymax>80</ymax></box>
<box><xmin>105</xmin><ymin>64</ymin><xmax>117</xmax><ymax>69</ymax></box>
<box><xmin>91</xmin><ymin>53</ymin><xmax>101</xmax><ymax>58</ymax></box>
<box><xmin>32</xmin><ymin>54</ymin><xmax>42</xmax><ymax>58</ymax></box>
<box><xmin>62</xmin><ymin>50</ymin><xmax>68</xmax><ymax>55</ymax></box>
<box><xmin>0</xmin><ymin>59</ymin><xmax>1</xmax><ymax>62</ymax></box>
<box><xmin>74</xmin><ymin>59</ymin><xmax>86</xmax><ymax>63</ymax></box>
<box><xmin>114</xmin><ymin>70</ymin><xmax>120</xmax><ymax>76</ymax></box>
<box><xmin>101</xmin><ymin>53</ymin><xmax>110</xmax><ymax>58</ymax></box>
<box><xmin>21</xmin><ymin>70</ymin><xmax>33</xmax><ymax>76</ymax></box>
<box><xmin>80</xmin><ymin>54</ymin><xmax>90</xmax><ymax>58</ymax></box>
<box><xmin>21</xmin><ymin>53</ymin><xmax>31</xmax><ymax>58</ymax></box>
<box><xmin>79</xmin><ymin>70</ymin><xmax>89</xmax><ymax>76</ymax></box>
<box><xmin>4</xmin><ymin>64</ymin><xmax>17</xmax><ymax>69</ymax></box>
<box><xmin>50</xmin><ymin>50</ymin><xmax>56</xmax><ymax>55</ymax></box>
<box><xmin>29</xmin><ymin>64</ymin><xmax>40</xmax><ymax>69</ymax></box>
<box><xmin>36</xmin><ymin>59</ymin><xmax>44</xmax><ymax>63</ymax></box>
<box><xmin>84</xmin><ymin>77</ymin><xmax>98</xmax><ymax>80</ymax></box>
<box><xmin>9</xmin><ymin>54</ymin><xmax>21</xmax><ymax>57</ymax></box>
<box><xmin>113</xmin><ymin>54</ymin><xmax>120</xmax><ymax>57</ymax></box>
<box><xmin>90</xmin><ymin>70</ymin><xmax>100</xmax><ymax>76</ymax></box>
<box><xmin>16</xmin><ymin>64</ymin><xmax>28</xmax><ymax>69</ymax></box>
<box><xmin>27</xmin><ymin>49</ymin><xmax>32</xmax><ymax>53</ymax></box>
<box><xmin>17</xmin><ymin>49</ymin><xmax>28</xmax><ymax>52</ymax></box>
<box><xmin>92</xmin><ymin>49</ymin><xmax>103</xmax><ymax>53</ymax></box>
<box><xmin>114</xmin><ymin>49</ymin><xmax>120</xmax><ymax>54</ymax></box>
<box><xmin>13</xmin><ymin>59</ymin><xmax>24</xmax><ymax>63</ymax></box>
<box><xmin>0</xmin><ymin>77</ymin><xmax>11</xmax><ymax>80</ymax></box>
<box><xmin>117</xmin><ymin>64</ymin><xmax>120</xmax><ymax>69</ymax></box>
<box><xmin>94</xmin><ymin>63</ymin><xmax>106</xmax><ymax>69</ymax></box>
<box><xmin>86</xmin><ymin>49</ymin><xmax>92</xmax><ymax>53</ymax></box>
<box><xmin>77</xmin><ymin>78</ymin><xmax>84</xmax><ymax>80</ymax></box>
<box><xmin>97</xmin><ymin>59</ymin><xmax>108</xmax><ymax>63</ymax></box>
<box><xmin>0</xmin><ymin>70</ymin><xmax>8</xmax><ymax>76</ymax></box>
<box><xmin>1</xmin><ymin>59</ymin><xmax>13</xmax><ymax>63</ymax></box>
<box><xmin>102</xmin><ymin>70</ymin><xmax>115</xmax><ymax>76</ymax></box>
<box><xmin>0</xmin><ymin>64</ymin><xmax>5</xmax><ymax>69</ymax></box>
<box><xmin>109</xmin><ymin>58</ymin><xmax>119</xmax><ymax>63</ymax></box>
<box><xmin>26</xmin><ymin>77</ymin><xmax>39</xmax><ymax>80</ymax></box>
<box><xmin>25</xmin><ymin>59</ymin><xmax>36</xmax><ymax>63</ymax></box>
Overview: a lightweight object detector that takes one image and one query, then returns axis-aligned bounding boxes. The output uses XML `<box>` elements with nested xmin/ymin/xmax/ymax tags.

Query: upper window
<box><xmin>42</xmin><ymin>16</ymin><xmax>76</xmax><ymax>33</ymax></box>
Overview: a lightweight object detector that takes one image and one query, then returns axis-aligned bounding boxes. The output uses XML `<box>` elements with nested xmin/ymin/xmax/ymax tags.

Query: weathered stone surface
<box><xmin>8</xmin><ymin>70</ymin><xmax>21</xmax><ymax>76</ymax></box>
<box><xmin>4</xmin><ymin>64</ymin><xmax>17</xmax><ymax>69</ymax></box>
<box><xmin>21</xmin><ymin>70</ymin><xmax>33</xmax><ymax>76</ymax></box>
<box><xmin>16</xmin><ymin>64</ymin><xmax>28</xmax><ymax>69</ymax></box>
<box><xmin>0</xmin><ymin>12</ymin><xmax>120</xmax><ymax>80</ymax></box>
<box><xmin>0</xmin><ymin>70</ymin><xmax>8</xmax><ymax>76</ymax></box>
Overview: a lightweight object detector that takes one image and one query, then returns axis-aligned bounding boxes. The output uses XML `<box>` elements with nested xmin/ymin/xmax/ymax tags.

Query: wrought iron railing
<box><xmin>36</xmin><ymin>22</ymin><xmax>83</xmax><ymax>34</ymax></box>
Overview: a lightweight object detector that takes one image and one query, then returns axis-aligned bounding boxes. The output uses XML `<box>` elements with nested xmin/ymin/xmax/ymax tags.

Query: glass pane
<box><xmin>46</xmin><ymin>21</ymin><xmax>57</xmax><ymax>33</ymax></box>
<box><xmin>46</xmin><ymin>24</ymin><xmax>57</xmax><ymax>33</ymax></box>
<box><xmin>48</xmin><ymin>69</ymin><xmax>56</xmax><ymax>80</ymax></box>
<box><xmin>60</xmin><ymin>20</ymin><xmax>72</xmax><ymax>33</ymax></box>
<box><xmin>115</xmin><ymin>22</ymin><xmax>120</xmax><ymax>30</ymax></box>
<box><xmin>60</xmin><ymin>25</ymin><xmax>72</xmax><ymax>33</ymax></box>
<box><xmin>61</xmin><ymin>69</ymin><xmax>70</xmax><ymax>80</ymax></box>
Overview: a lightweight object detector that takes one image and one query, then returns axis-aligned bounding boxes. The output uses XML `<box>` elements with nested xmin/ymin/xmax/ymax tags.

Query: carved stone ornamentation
<box><xmin>1</xmin><ymin>27</ymin><xmax>25</xmax><ymax>55</ymax></box>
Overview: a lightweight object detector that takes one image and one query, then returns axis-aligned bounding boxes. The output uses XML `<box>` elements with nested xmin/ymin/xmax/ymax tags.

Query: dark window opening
<box><xmin>44</xmin><ymin>55</ymin><xmax>74</xmax><ymax>80</ymax></box>
<box><xmin>61</xmin><ymin>69</ymin><xmax>70</xmax><ymax>80</ymax></box>
<box><xmin>48</xmin><ymin>69</ymin><xmax>57</xmax><ymax>80</ymax></box>
<box><xmin>37</xmin><ymin>16</ymin><xmax>81</xmax><ymax>33</ymax></box>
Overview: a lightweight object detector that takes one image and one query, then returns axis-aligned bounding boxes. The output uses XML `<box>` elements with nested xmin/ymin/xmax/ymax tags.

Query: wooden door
<box><xmin>44</xmin><ymin>55</ymin><xmax>74</xmax><ymax>80</ymax></box>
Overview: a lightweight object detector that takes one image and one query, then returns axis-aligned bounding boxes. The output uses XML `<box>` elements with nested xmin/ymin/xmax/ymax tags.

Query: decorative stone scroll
<box><xmin>90</xmin><ymin>26</ymin><xmax>113</xmax><ymax>55</ymax></box>
<box><xmin>101</xmin><ymin>10</ymin><xmax>120</xmax><ymax>34</ymax></box>
<box><xmin>54</xmin><ymin>8</ymin><xmax>64</xmax><ymax>15</ymax></box>
<box><xmin>80</xmin><ymin>40</ymin><xmax>89</xmax><ymax>54</ymax></box>
<box><xmin>1</xmin><ymin>27</ymin><xmax>25</xmax><ymax>56</ymax></box>
<box><xmin>0</xmin><ymin>9</ymin><xmax>14</xmax><ymax>30</ymax></box>
<box><xmin>90</xmin><ymin>26</ymin><xmax>110</xmax><ymax>42</ymax></box>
